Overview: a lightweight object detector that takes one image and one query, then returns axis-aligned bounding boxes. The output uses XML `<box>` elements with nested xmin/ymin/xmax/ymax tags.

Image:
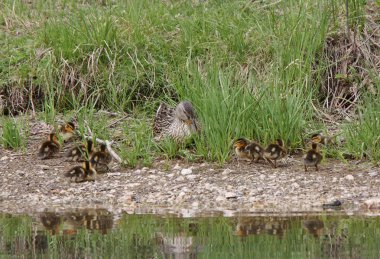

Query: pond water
<box><xmin>1</xmin><ymin>209</ymin><xmax>380</xmax><ymax>258</ymax></box>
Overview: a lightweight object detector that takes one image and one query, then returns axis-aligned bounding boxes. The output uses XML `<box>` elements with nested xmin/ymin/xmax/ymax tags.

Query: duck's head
<box><xmin>64</xmin><ymin>122</ymin><xmax>75</xmax><ymax>133</ymax></box>
<box><xmin>276</xmin><ymin>139</ymin><xmax>284</xmax><ymax>147</ymax></box>
<box><xmin>311</xmin><ymin>133</ymin><xmax>322</xmax><ymax>143</ymax></box>
<box><xmin>175</xmin><ymin>101</ymin><xmax>198</xmax><ymax>130</ymax></box>
<box><xmin>100</xmin><ymin>143</ymin><xmax>107</xmax><ymax>152</ymax></box>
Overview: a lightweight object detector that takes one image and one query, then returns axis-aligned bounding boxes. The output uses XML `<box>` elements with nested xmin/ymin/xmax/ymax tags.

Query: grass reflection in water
<box><xmin>1</xmin><ymin>210</ymin><xmax>380</xmax><ymax>258</ymax></box>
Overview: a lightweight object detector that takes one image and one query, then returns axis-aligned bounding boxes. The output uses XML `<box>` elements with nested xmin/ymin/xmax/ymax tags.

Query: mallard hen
<box><xmin>153</xmin><ymin>101</ymin><xmax>200</xmax><ymax>142</ymax></box>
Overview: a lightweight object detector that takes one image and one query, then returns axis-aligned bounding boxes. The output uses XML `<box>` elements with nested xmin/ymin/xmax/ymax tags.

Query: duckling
<box><xmin>264</xmin><ymin>139</ymin><xmax>286</xmax><ymax>168</ymax></box>
<box><xmin>245</xmin><ymin>140</ymin><xmax>265</xmax><ymax>163</ymax></box>
<box><xmin>90</xmin><ymin>143</ymin><xmax>112</xmax><ymax>173</ymax></box>
<box><xmin>38</xmin><ymin>133</ymin><xmax>60</xmax><ymax>159</ymax></box>
<box><xmin>59</xmin><ymin>121</ymin><xmax>76</xmax><ymax>142</ymax></box>
<box><xmin>65</xmin><ymin>139</ymin><xmax>94</xmax><ymax>162</ymax></box>
<box><xmin>303</xmin><ymin>143</ymin><xmax>322</xmax><ymax>172</ymax></box>
<box><xmin>311</xmin><ymin>133</ymin><xmax>330</xmax><ymax>145</ymax></box>
<box><xmin>233</xmin><ymin>138</ymin><xmax>251</xmax><ymax>161</ymax></box>
<box><xmin>65</xmin><ymin>161</ymin><xmax>96</xmax><ymax>183</ymax></box>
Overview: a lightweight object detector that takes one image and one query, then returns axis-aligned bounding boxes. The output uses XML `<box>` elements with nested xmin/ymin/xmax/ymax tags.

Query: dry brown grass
<box><xmin>319</xmin><ymin>2</ymin><xmax>380</xmax><ymax>118</ymax></box>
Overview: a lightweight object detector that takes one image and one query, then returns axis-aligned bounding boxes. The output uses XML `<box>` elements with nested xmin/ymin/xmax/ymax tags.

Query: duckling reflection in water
<box><xmin>235</xmin><ymin>217</ymin><xmax>289</xmax><ymax>239</ymax></box>
<box><xmin>303</xmin><ymin>219</ymin><xmax>324</xmax><ymax>238</ymax></box>
<box><xmin>64</xmin><ymin>209</ymin><xmax>113</xmax><ymax>234</ymax></box>
<box><xmin>40</xmin><ymin>212</ymin><xmax>62</xmax><ymax>235</ymax></box>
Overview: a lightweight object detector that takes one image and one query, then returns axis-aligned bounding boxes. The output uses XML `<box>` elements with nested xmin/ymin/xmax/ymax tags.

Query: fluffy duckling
<box><xmin>245</xmin><ymin>140</ymin><xmax>265</xmax><ymax>163</ymax></box>
<box><xmin>38</xmin><ymin>133</ymin><xmax>60</xmax><ymax>159</ymax></box>
<box><xmin>233</xmin><ymin>138</ymin><xmax>251</xmax><ymax>161</ymax></box>
<box><xmin>311</xmin><ymin>133</ymin><xmax>330</xmax><ymax>145</ymax></box>
<box><xmin>264</xmin><ymin>139</ymin><xmax>286</xmax><ymax>168</ymax></box>
<box><xmin>90</xmin><ymin>144</ymin><xmax>112</xmax><ymax>173</ymax></box>
<box><xmin>304</xmin><ymin>143</ymin><xmax>322</xmax><ymax>172</ymax></box>
<box><xmin>59</xmin><ymin>121</ymin><xmax>76</xmax><ymax>142</ymax></box>
<box><xmin>65</xmin><ymin>161</ymin><xmax>96</xmax><ymax>183</ymax></box>
<box><xmin>65</xmin><ymin>139</ymin><xmax>94</xmax><ymax>162</ymax></box>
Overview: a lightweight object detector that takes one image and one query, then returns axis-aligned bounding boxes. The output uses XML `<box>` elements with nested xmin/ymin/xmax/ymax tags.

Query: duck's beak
<box><xmin>184</xmin><ymin>119</ymin><xmax>193</xmax><ymax>125</ymax></box>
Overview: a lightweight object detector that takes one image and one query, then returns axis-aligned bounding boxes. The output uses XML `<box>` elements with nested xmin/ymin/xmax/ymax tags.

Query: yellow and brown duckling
<box><xmin>38</xmin><ymin>133</ymin><xmax>60</xmax><ymax>160</ymax></box>
<box><xmin>264</xmin><ymin>139</ymin><xmax>286</xmax><ymax>168</ymax></box>
<box><xmin>311</xmin><ymin>133</ymin><xmax>330</xmax><ymax>145</ymax></box>
<box><xmin>233</xmin><ymin>138</ymin><xmax>264</xmax><ymax>163</ymax></box>
<box><xmin>233</xmin><ymin>138</ymin><xmax>251</xmax><ymax>161</ymax></box>
<box><xmin>59</xmin><ymin>121</ymin><xmax>76</xmax><ymax>142</ymax></box>
<box><xmin>303</xmin><ymin>143</ymin><xmax>322</xmax><ymax>172</ymax></box>
<box><xmin>65</xmin><ymin>161</ymin><xmax>96</xmax><ymax>183</ymax></box>
<box><xmin>90</xmin><ymin>144</ymin><xmax>112</xmax><ymax>173</ymax></box>
<box><xmin>245</xmin><ymin>140</ymin><xmax>265</xmax><ymax>163</ymax></box>
<box><xmin>65</xmin><ymin>139</ymin><xmax>94</xmax><ymax>162</ymax></box>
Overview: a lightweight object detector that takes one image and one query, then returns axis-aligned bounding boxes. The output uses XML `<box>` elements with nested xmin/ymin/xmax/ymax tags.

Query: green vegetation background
<box><xmin>1</xmin><ymin>0</ymin><xmax>379</xmax><ymax>165</ymax></box>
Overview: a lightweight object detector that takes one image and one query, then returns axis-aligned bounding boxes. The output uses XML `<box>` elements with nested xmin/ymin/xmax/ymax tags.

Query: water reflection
<box><xmin>63</xmin><ymin>208</ymin><xmax>113</xmax><ymax>234</ymax></box>
<box><xmin>40</xmin><ymin>212</ymin><xmax>61</xmax><ymax>235</ymax></box>
<box><xmin>155</xmin><ymin>222</ymin><xmax>202</xmax><ymax>259</ymax></box>
<box><xmin>1</xmin><ymin>212</ymin><xmax>380</xmax><ymax>258</ymax></box>
<box><xmin>303</xmin><ymin>219</ymin><xmax>324</xmax><ymax>238</ymax></box>
<box><xmin>235</xmin><ymin>216</ymin><xmax>290</xmax><ymax>238</ymax></box>
<box><xmin>39</xmin><ymin>209</ymin><xmax>113</xmax><ymax>235</ymax></box>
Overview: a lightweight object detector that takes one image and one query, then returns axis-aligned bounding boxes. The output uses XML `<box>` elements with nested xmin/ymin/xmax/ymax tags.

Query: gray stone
<box><xmin>225</xmin><ymin>192</ymin><xmax>237</xmax><ymax>199</ymax></box>
<box><xmin>369</xmin><ymin>171</ymin><xmax>378</xmax><ymax>177</ymax></box>
<box><xmin>176</xmin><ymin>176</ymin><xmax>185</xmax><ymax>181</ymax></box>
<box><xmin>180</xmin><ymin>168</ymin><xmax>192</xmax><ymax>175</ymax></box>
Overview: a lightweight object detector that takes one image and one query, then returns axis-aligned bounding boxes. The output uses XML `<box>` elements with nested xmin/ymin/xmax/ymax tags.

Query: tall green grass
<box><xmin>0</xmin><ymin>117</ymin><xmax>29</xmax><ymax>150</ymax></box>
<box><xmin>344</xmin><ymin>93</ymin><xmax>380</xmax><ymax>162</ymax></box>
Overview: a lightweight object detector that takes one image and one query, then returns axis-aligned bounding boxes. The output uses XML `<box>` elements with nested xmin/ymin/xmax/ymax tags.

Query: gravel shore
<box><xmin>1</xmin><ymin>144</ymin><xmax>380</xmax><ymax>216</ymax></box>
